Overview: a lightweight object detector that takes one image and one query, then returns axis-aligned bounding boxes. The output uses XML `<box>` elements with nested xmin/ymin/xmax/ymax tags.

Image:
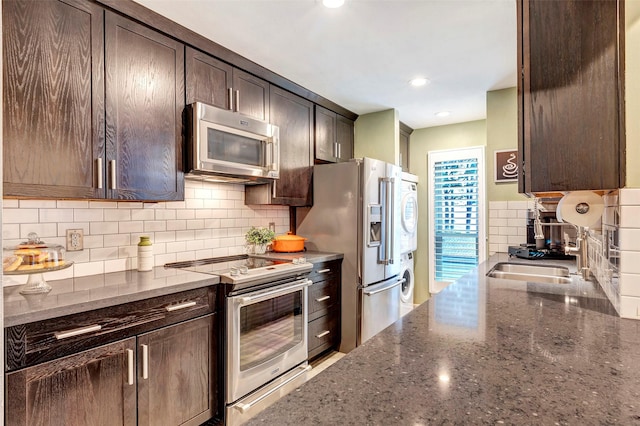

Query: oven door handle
<box><xmin>240</xmin><ymin>279</ymin><xmax>312</xmax><ymax>304</ymax></box>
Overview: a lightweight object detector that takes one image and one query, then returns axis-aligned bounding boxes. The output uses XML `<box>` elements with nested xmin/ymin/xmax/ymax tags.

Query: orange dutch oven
<box><xmin>271</xmin><ymin>232</ymin><xmax>306</xmax><ymax>253</ymax></box>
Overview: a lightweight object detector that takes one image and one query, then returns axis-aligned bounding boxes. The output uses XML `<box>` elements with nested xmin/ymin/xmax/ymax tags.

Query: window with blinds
<box><xmin>428</xmin><ymin>147</ymin><xmax>485</xmax><ymax>293</ymax></box>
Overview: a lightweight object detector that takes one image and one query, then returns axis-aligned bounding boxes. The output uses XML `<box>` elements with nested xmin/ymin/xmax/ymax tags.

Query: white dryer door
<box><xmin>401</xmin><ymin>192</ymin><xmax>418</xmax><ymax>234</ymax></box>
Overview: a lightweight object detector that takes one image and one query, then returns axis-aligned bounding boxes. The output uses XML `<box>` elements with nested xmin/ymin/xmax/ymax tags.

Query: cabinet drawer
<box><xmin>308</xmin><ymin>278</ymin><xmax>339</xmax><ymax>320</ymax></box>
<box><xmin>308</xmin><ymin>310</ymin><xmax>339</xmax><ymax>358</ymax></box>
<box><xmin>308</xmin><ymin>260</ymin><xmax>341</xmax><ymax>283</ymax></box>
<box><xmin>6</xmin><ymin>287</ymin><xmax>215</xmax><ymax>371</ymax></box>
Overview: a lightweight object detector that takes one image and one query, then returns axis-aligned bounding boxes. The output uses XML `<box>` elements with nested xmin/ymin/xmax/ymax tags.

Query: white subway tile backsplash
<box><xmin>619</xmin><ymin>228</ymin><xmax>640</xmax><ymax>251</ymax></box>
<box><xmin>489</xmin><ymin>201</ymin><xmax>508</xmax><ymax>210</ymax></box>
<box><xmin>619</xmin><ymin>188</ymin><xmax>640</xmax><ymax>206</ymax></box>
<box><xmin>75</xmin><ymin>209</ymin><xmax>104</xmax><ymax>222</ymax></box>
<box><xmin>620</xmin><ymin>273</ymin><xmax>640</xmax><ymax>298</ymax></box>
<box><xmin>2</xmin><ymin>181</ymin><xmax>288</xmax><ymax>285</ymax></box>
<box><xmin>4</xmin><ymin>209</ymin><xmax>38</xmax><ymax>223</ymax></box>
<box><xmin>619</xmin><ymin>206</ymin><xmax>640</xmax><ymax>228</ymax></box>
<box><xmin>20</xmin><ymin>200</ymin><xmax>56</xmax><ymax>208</ymax></box>
<box><xmin>57</xmin><ymin>200</ymin><xmax>88</xmax><ymax>208</ymax></box>
<box><xmin>487</xmin><ymin>201</ymin><xmax>528</xmax><ymax>255</ymax></box>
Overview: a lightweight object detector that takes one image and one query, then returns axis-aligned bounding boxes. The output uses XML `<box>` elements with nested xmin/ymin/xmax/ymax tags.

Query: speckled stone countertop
<box><xmin>4</xmin><ymin>266</ymin><xmax>218</xmax><ymax>327</ymax></box>
<box><xmin>248</xmin><ymin>253</ymin><xmax>640</xmax><ymax>425</ymax></box>
<box><xmin>253</xmin><ymin>250</ymin><xmax>343</xmax><ymax>263</ymax></box>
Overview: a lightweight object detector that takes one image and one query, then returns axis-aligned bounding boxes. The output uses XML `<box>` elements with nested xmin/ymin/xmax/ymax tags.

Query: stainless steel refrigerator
<box><xmin>297</xmin><ymin>157</ymin><xmax>403</xmax><ymax>353</ymax></box>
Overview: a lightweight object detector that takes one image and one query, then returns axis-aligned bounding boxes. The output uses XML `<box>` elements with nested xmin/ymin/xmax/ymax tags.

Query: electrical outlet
<box><xmin>269</xmin><ymin>222</ymin><xmax>276</xmax><ymax>232</ymax></box>
<box><xmin>66</xmin><ymin>229</ymin><xmax>84</xmax><ymax>251</ymax></box>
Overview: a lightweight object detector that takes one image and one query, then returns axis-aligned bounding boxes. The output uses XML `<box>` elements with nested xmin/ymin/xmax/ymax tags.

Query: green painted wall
<box><xmin>354</xmin><ymin>109</ymin><xmax>399</xmax><ymax>164</ymax></box>
<box><xmin>486</xmin><ymin>87</ymin><xmax>527</xmax><ymax>202</ymax></box>
<box><xmin>627</xmin><ymin>0</ymin><xmax>640</xmax><ymax>187</ymax></box>
<box><xmin>409</xmin><ymin>120</ymin><xmax>487</xmax><ymax>304</ymax></box>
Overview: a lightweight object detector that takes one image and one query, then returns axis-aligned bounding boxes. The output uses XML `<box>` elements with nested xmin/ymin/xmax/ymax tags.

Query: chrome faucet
<box><xmin>564</xmin><ymin>226</ymin><xmax>590</xmax><ymax>280</ymax></box>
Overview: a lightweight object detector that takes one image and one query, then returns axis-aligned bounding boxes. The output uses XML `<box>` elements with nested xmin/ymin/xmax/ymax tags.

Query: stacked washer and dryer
<box><xmin>399</xmin><ymin>172</ymin><xmax>418</xmax><ymax>316</ymax></box>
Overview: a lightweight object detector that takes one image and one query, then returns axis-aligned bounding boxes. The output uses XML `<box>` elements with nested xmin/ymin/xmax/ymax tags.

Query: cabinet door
<box><xmin>270</xmin><ymin>86</ymin><xmax>313</xmax><ymax>205</ymax></box>
<box><xmin>232</xmin><ymin>68</ymin><xmax>270</xmax><ymax>121</ymax></box>
<box><xmin>3</xmin><ymin>0</ymin><xmax>105</xmax><ymax>199</ymax></box>
<box><xmin>246</xmin><ymin>86</ymin><xmax>313</xmax><ymax>206</ymax></box>
<box><xmin>519</xmin><ymin>0</ymin><xmax>624</xmax><ymax>193</ymax></box>
<box><xmin>315</xmin><ymin>105</ymin><xmax>337</xmax><ymax>162</ymax></box>
<box><xmin>399</xmin><ymin>128</ymin><xmax>410</xmax><ymax>172</ymax></box>
<box><xmin>336</xmin><ymin>115</ymin><xmax>354</xmax><ymax>162</ymax></box>
<box><xmin>105</xmin><ymin>12</ymin><xmax>185</xmax><ymax>201</ymax></box>
<box><xmin>137</xmin><ymin>315</ymin><xmax>216</xmax><ymax>426</ymax></box>
<box><xmin>185</xmin><ymin>46</ymin><xmax>232</xmax><ymax>109</ymax></box>
<box><xmin>6</xmin><ymin>338</ymin><xmax>137</xmax><ymax>426</ymax></box>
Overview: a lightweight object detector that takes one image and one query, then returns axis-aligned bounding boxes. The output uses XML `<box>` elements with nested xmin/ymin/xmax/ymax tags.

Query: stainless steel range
<box><xmin>165</xmin><ymin>255</ymin><xmax>312</xmax><ymax>425</ymax></box>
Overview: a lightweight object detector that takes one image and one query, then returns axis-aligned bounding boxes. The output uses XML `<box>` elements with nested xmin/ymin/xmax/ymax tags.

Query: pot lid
<box><xmin>274</xmin><ymin>232</ymin><xmax>306</xmax><ymax>241</ymax></box>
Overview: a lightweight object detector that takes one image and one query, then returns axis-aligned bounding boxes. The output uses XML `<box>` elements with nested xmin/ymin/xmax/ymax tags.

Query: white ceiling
<box><xmin>134</xmin><ymin>0</ymin><xmax>517</xmax><ymax>129</ymax></box>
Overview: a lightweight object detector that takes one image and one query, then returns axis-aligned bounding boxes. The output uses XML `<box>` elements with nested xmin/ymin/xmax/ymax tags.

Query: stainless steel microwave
<box><xmin>186</xmin><ymin>102</ymin><xmax>279</xmax><ymax>184</ymax></box>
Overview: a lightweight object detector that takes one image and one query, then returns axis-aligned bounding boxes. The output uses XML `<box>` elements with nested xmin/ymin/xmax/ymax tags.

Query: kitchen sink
<box><xmin>486</xmin><ymin>262</ymin><xmax>572</xmax><ymax>284</ymax></box>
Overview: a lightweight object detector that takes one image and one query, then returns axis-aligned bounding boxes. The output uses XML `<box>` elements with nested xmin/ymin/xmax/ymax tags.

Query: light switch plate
<box><xmin>66</xmin><ymin>229</ymin><xmax>84</xmax><ymax>251</ymax></box>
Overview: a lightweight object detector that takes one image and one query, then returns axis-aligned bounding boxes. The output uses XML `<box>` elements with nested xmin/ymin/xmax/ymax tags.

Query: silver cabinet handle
<box><xmin>165</xmin><ymin>301</ymin><xmax>196</xmax><ymax>312</ymax></box>
<box><xmin>54</xmin><ymin>324</ymin><xmax>102</xmax><ymax>340</ymax></box>
<box><xmin>272</xmin><ymin>180</ymin><xmax>277</xmax><ymax>199</ymax></box>
<box><xmin>141</xmin><ymin>344</ymin><xmax>149</xmax><ymax>380</ymax></box>
<box><xmin>126</xmin><ymin>349</ymin><xmax>134</xmax><ymax>385</ymax></box>
<box><xmin>109</xmin><ymin>160</ymin><xmax>116</xmax><ymax>189</ymax></box>
<box><xmin>315</xmin><ymin>295</ymin><xmax>330</xmax><ymax>302</ymax></box>
<box><xmin>316</xmin><ymin>330</ymin><xmax>330</xmax><ymax>338</ymax></box>
<box><xmin>317</xmin><ymin>268</ymin><xmax>331</xmax><ymax>274</ymax></box>
<box><xmin>235</xmin><ymin>89</ymin><xmax>240</xmax><ymax>112</ymax></box>
<box><xmin>337</xmin><ymin>143</ymin><xmax>341</xmax><ymax>159</ymax></box>
<box><xmin>228</xmin><ymin>88</ymin><xmax>234</xmax><ymax>111</ymax></box>
<box><xmin>96</xmin><ymin>158</ymin><xmax>103</xmax><ymax>189</ymax></box>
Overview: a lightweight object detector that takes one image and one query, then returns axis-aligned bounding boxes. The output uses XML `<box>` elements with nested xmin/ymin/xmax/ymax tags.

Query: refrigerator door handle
<box><xmin>363</xmin><ymin>277</ymin><xmax>405</xmax><ymax>296</ymax></box>
<box><xmin>380</xmin><ymin>177</ymin><xmax>394</xmax><ymax>265</ymax></box>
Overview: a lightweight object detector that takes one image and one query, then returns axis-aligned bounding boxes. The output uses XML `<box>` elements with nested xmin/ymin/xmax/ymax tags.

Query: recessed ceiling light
<box><xmin>323</xmin><ymin>0</ymin><xmax>345</xmax><ymax>8</ymax></box>
<box><xmin>410</xmin><ymin>77</ymin><xmax>430</xmax><ymax>87</ymax></box>
<box><xmin>435</xmin><ymin>111</ymin><xmax>451</xmax><ymax>117</ymax></box>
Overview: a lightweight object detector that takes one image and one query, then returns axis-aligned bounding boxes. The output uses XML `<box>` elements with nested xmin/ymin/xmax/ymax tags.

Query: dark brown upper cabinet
<box><xmin>315</xmin><ymin>105</ymin><xmax>354</xmax><ymax>163</ymax></box>
<box><xmin>3</xmin><ymin>0</ymin><xmax>185</xmax><ymax>201</ymax></box>
<box><xmin>3</xmin><ymin>0</ymin><xmax>105</xmax><ymax>199</ymax></box>
<box><xmin>399</xmin><ymin>123</ymin><xmax>412</xmax><ymax>173</ymax></box>
<box><xmin>245</xmin><ymin>86</ymin><xmax>313</xmax><ymax>206</ymax></box>
<box><xmin>186</xmin><ymin>47</ymin><xmax>269</xmax><ymax>122</ymax></box>
<box><xmin>518</xmin><ymin>0</ymin><xmax>625</xmax><ymax>194</ymax></box>
<box><xmin>105</xmin><ymin>11</ymin><xmax>185</xmax><ymax>201</ymax></box>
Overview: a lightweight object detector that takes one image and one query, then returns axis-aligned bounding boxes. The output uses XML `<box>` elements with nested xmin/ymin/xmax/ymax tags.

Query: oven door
<box><xmin>226</xmin><ymin>277</ymin><xmax>310</xmax><ymax>403</ymax></box>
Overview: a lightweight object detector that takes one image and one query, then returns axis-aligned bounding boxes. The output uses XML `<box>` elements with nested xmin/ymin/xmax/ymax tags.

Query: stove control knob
<box><xmin>239</xmin><ymin>266</ymin><xmax>249</xmax><ymax>275</ymax></box>
<box><xmin>230</xmin><ymin>267</ymin><xmax>239</xmax><ymax>276</ymax></box>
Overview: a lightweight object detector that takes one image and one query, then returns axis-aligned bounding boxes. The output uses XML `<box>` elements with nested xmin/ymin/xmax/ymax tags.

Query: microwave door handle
<box><xmin>270</xmin><ymin>138</ymin><xmax>279</xmax><ymax>172</ymax></box>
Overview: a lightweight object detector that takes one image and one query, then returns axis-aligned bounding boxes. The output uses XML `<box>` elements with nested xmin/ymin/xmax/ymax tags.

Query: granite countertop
<box><xmin>253</xmin><ymin>250</ymin><xmax>343</xmax><ymax>264</ymax></box>
<box><xmin>4</xmin><ymin>266</ymin><xmax>218</xmax><ymax>327</ymax></box>
<box><xmin>248</xmin><ymin>253</ymin><xmax>640</xmax><ymax>425</ymax></box>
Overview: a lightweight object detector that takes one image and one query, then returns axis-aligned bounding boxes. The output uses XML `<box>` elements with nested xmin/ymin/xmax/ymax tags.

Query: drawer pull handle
<box><xmin>54</xmin><ymin>324</ymin><xmax>102</xmax><ymax>340</ymax></box>
<box><xmin>165</xmin><ymin>301</ymin><xmax>197</xmax><ymax>312</ymax></box>
<box><xmin>315</xmin><ymin>295</ymin><xmax>330</xmax><ymax>302</ymax></box>
<box><xmin>141</xmin><ymin>344</ymin><xmax>149</xmax><ymax>380</ymax></box>
<box><xmin>126</xmin><ymin>349</ymin><xmax>134</xmax><ymax>386</ymax></box>
<box><xmin>316</xmin><ymin>330</ymin><xmax>330</xmax><ymax>338</ymax></box>
<box><xmin>317</xmin><ymin>268</ymin><xmax>331</xmax><ymax>274</ymax></box>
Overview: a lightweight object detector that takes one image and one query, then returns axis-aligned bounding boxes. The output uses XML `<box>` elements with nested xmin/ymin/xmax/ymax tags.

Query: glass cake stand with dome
<box><xmin>3</xmin><ymin>232</ymin><xmax>73</xmax><ymax>294</ymax></box>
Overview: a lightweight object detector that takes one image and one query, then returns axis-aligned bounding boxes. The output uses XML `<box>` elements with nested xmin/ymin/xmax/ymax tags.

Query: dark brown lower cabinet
<box><xmin>307</xmin><ymin>259</ymin><xmax>342</xmax><ymax>359</ymax></box>
<box><xmin>137</xmin><ymin>315</ymin><xmax>215</xmax><ymax>426</ymax></box>
<box><xmin>6</xmin><ymin>338</ymin><xmax>137</xmax><ymax>426</ymax></box>
<box><xmin>5</xmin><ymin>287</ymin><xmax>218</xmax><ymax>426</ymax></box>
